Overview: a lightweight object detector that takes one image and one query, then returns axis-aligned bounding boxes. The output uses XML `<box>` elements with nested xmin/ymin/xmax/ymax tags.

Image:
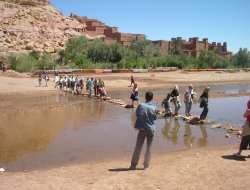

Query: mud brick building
<box><xmin>70</xmin><ymin>14</ymin><xmax>232</xmax><ymax>59</ymax></box>
<box><xmin>71</xmin><ymin>14</ymin><xmax>146</xmax><ymax>46</ymax></box>
<box><xmin>153</xmin><ymin>37</ymin><xmax>232</xmax><ymax>59</ymax></box>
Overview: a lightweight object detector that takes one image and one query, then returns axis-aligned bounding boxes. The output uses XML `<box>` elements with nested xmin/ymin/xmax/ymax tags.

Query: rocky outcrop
<box><xmin>1</xmin><ymin>0</ymin><xmax>50</xmax><ymax>6</ymax></box>
<box><xmin>0</xmin><ymin>0</ymin><xmax>147</xmax><ymax>57</ymax></box>
<box><xmin>0</xmin><ymin>0</ymin><xmax>94</xmax><ymax>56</ymax></box>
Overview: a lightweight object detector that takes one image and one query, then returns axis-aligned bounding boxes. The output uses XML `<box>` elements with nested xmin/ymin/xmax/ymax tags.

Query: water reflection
<box><xmin>197</xmin><ymin>125</ymin><xmax>208</xmax><ymax>147</ymax></box>
<box><xmin>161</xmin><ymin>119</ymin><xmax>171</xmax><ymax>141</ymax></box>
<box><xmin>162</xmin><ymin>118</ymin><xmax>180</xmax><ymax>145</ymax></box>
<box><xmin>161</xmin><ymin>118</ymin><xmax>208</xmax><ymax>148</ymax></box>
<box><xmin>183</xmin><ymin>123</ymin><xmax>195</xmax><ymax>148</ymax></box>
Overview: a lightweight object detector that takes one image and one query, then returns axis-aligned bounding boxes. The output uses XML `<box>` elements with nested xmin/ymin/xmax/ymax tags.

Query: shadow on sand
<box><xmin>221</xmin><ymin>155</ymin><xmax>248</xmax><ymax>161</ymax></box>
<box><xmin>108</xmin><ymin>168</ymin><xmax>144</xmax><ymax>172</ymax></box>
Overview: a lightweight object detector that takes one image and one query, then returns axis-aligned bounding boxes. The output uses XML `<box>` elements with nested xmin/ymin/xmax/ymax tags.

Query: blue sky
<box><xmin>50</xmin><ymin>0</ymin><xmax>250</xmax><ymax>53</ymax></box>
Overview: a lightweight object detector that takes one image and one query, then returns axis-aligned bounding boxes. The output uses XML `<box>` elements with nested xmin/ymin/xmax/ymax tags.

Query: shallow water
<box><xmin>0</xmin><ymin>86</ymin><xmax>249</xmax><ymax>172</ymax></box>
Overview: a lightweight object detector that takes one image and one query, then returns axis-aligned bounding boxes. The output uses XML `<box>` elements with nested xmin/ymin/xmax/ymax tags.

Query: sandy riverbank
<box><xmin>1</xmin><ymin>69</ymin><xmax>250</xmax><ymax>94</ymax></box>
<box><xmin>0</xmin><ymin>146</ymin><xmax>250</xmax><ymax>190</ymax></box>
<box><xmin>0</xmin><ymin>70</ymin><xmax>250</xmax><ymax>189</ymax></box>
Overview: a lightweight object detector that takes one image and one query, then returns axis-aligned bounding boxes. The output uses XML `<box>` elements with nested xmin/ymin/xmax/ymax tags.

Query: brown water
<box><xmin>0</xmin><ymin>86</ymin><xmax>249</xmax><ymax>172</ymax></box>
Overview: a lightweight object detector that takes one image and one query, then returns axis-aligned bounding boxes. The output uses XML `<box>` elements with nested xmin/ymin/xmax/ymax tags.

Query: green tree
<box><xmin>108</xmin><ymin>43</ymin><xmax>124</xmax><ymax>63</ymax></box>
<box><xmin>198</xmin><ymin>49</ymin><xmax>220</xmax><ymax>68</ymax></box>
<box><xmin>130</xmin><ymin>40</ymin><xmax>160</xmax><ymax>59</ymax></box>
<box><xmin>29</xmin><ymin>51</ymin><xmax>40</xmax><ymax>60</ymax></box>
<box><xmin>15</xmin><ymin>55</ymin><xmax>37</xmax><ymax>72</ymax></box>
<box><xmin>234</xmin><ymin>48</ymin><xmax>250</xmax><ymax>68</ymax></box>
<box><xmin>64</xmin><ymin>36</ymin><xmax>88</xmax><ymax>64</ymax></box>
<box><xmin>87</xmin><ymin>39</ymin><xmax>109</xmax><ymax>63</ymax></box>
<box><xmin>36</xmin><ymin>53</ymin><xmax>56</xmax><ymax>70</ymax></box>
<box><xmin>169</xmin><ymin>38</ymin><xmax>183</xmax><ymax>55</ymax></box>
<box><xmin>74</xmin><ymin>53</ymin><xmax>90</xmax><ymax>68</ymax></box>
<box><xmin>6</xmin><ymin>56</ymin><xmax>18</xmax><ymax>70</ymax></box>
<box><xmin>57</xmin><ymin>50</ymin><xmax>66</xmax><ymax>65</ymax></box>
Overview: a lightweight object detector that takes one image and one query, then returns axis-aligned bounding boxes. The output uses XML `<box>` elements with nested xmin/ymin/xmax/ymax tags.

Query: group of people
<box><xmin>129</xmin><ymin>75</ymin><xmax>210</xmax><ymax>121</ymax></box>
<box><xmin>129</xmin><ymin>89</ymin><xmax>250</xmax><ymax>170</ymax></box>
<box><xmin>86</xmin><ymin>78</ymin><xmax>106</xmax><ymax>97</ymax></box>
<box><xmin>38</xmin><ymin>72</ymin><xmax>107</xmax><ymax>97</ymax></box>
<box><xmin>38</xmin><ymin>71</ymin><xmax>49</xmax><ymax>87</ymax></box>
<box><xmin>54</xmin><ymin>74</ymin><xmax>84</xmax><ymax>94</ymax></box>
<box><xmin>161</xmin><ymin>84</ymin><xmax>210</xmax><ymax>121</ymax></box>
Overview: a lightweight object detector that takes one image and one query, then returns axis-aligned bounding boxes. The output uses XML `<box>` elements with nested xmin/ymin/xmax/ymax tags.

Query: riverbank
<box><xmin>0</xmin><ymin>146</ymin><xmax>249</xmax><ymax>190</ymax></box>
<box><xmin>0</xmin><ymin>70</ymin><xmax>250</xmax><ymax>189</ymax></box>
<box><xmin>1</xmin><ymin>69</ymin><xmax>250</xmax><ymax>98</ymax></box>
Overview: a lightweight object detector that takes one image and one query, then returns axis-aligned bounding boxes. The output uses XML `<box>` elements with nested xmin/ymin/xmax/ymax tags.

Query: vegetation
<box><xmin>233</xmin><ymin>48</ymin><xmax>250</xmax><ymax>68</ymax></box>
<box><xmin>4</xmin><ymin>36</ymin><xmax>250</xmax><ymax>73</ymax></box>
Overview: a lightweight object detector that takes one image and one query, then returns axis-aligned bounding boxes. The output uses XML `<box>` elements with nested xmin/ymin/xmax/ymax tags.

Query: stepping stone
<box><xmin>125</xmin><ymin>104</ymin><xmax>134</xmax><ymax>108</ymax></box>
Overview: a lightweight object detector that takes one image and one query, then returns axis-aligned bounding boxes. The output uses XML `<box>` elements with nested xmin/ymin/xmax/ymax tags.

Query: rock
<box><xmin>34</xmin><ymin>42</ymin><xmax>43</xmax><ymax>48</ymax></box>
<box><xmin>125</xmin><ymin>104</ymin><xmax>134</xmax><ymax>108</ymax></box>
<box><xmin>190</xmin><ymin>118</ymin><xmax>208</xmax><ymax>124</ymax></box>
<box><xmin>44</xmin><ymin>46</ymin><xmax>55</xmax><ymax>53</ymax></box>
<box><xmin>58</xmin><ymin>41</ymin><xmax>65</xmax><ymax>47</ymax></box>
<box><xmin>0</xmin><ymin>168</ymin><xmax>5</xmax><ymax>172</ymax></box>
<box><xmin>225</xmin><ymin>134</ymin><xmax>230</xmax><ymax>138</ymax></box>
<box><xmin>0</xmin><ymin>31</ymin><xmax>5</xmax><ymax>37</ymax></box>
<box><xmin>9</xmin><ymin>31</ymin><xmax>18</xmax><ymax>36</ymax></box>
<box><xmin>44</xmin><ymin>42</ymin><xmax>51</xmax><ymax>47</ymax></box>
<box><xmin>227</xmin><ymin>127</ymin><xmax>241</xmax><ymax>132</ymax></box>
<box><xmin>102</xmin><ymin>97</ymin><xmax>111</xmax><ymax>101</ymax></box>
<box><xmin>5</xmin><ymin>38</ymin><xmax>12</xmax><ymax>43</ymax></box>
<box><xmin>211</xmin><ymin>124</ymin><xmax>222</xmax><ymax>129</ymax></box>
<box><xmin>221</xmin><ymin>124</ymin><xmax>235</xmax><ymax>130</ymax></box>
<box><xmin>26</xmin><ymin>42</ymin><xmax>34</xmax><ymax>50</ymax></box>
<box><xmin>182</xmin><ymin>116</ymin><xmax>190</xmax><ymax>121</ymax></box>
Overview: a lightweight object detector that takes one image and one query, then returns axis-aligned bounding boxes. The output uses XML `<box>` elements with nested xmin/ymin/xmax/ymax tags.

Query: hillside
<box><xmin>0</xmin><ymin>0</ymin><xmax>97</xmax><ymax>56</ymax></box>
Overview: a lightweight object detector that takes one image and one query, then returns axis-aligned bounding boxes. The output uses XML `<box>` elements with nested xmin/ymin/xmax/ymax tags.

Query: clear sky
<box><xmin>50</xmin><ymin>0</ymin><xmax>250</xmax><ymax>53</ymax></box>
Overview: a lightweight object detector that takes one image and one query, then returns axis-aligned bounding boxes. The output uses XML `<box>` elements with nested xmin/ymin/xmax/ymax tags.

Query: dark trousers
<box><xmin>200</xmin><ymin>105</ymin><xmax>208</xmax><ymax>120</ymax></box>
<box><xmin>131</xmin><ymin>130</ymin><xmax>154</xmax><ymax>168</ymax></box>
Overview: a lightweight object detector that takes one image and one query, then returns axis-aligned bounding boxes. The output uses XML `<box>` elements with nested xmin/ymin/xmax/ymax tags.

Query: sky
<box><xmin>50</xmin><ymin>0</ymin><xmax>250</xmax><ymax>53</ymax></box>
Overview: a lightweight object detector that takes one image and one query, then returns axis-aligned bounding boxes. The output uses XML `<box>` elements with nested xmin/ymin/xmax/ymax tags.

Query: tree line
<box><xmin>5</xmin><ymin>36</ymin><xmax>250</xmax><ymax>72</ymax></box>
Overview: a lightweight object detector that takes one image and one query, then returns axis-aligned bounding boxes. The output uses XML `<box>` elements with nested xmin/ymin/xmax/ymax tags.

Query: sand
<box><xmin>0</xmin><ymin>70</ymin><xmax>250</xmax><ymax>189</ymax></box>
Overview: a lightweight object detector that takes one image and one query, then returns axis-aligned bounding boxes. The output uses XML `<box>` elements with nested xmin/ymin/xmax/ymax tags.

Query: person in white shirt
<box><xmin>54</xmin><ymin>75</ymin><xmax>60</xmax><ymax>89</ymax></box>
<box><xmin>184</xmin><ymin>84</ymin><xmax>195</xmax><ymax>117</ymax></box>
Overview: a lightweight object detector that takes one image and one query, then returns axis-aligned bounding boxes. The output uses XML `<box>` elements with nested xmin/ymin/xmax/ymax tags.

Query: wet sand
<box><xmin>0</xmin><ymin>70</ymin><xmax>250</xmax><ymax>189</ymax></box>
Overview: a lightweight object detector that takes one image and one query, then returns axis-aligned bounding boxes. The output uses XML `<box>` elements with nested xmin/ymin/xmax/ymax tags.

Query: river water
<box><xmin>0</xmin><ymin>84</ymin><xmax>250</xmax><ymax>172</ymax></box>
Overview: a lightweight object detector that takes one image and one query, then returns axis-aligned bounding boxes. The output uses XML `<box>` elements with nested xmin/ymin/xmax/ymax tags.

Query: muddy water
<box><xmin>0</xmin><ymin>87</ymin><xmax>249</xmax><ymax>172</ymax></box>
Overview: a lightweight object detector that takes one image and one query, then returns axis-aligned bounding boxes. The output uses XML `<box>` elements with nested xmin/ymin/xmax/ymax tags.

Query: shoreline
<box><xmin>1</xmin><ymin>146</ymin><xmax>250</xmax><ymax>189</ymax></box>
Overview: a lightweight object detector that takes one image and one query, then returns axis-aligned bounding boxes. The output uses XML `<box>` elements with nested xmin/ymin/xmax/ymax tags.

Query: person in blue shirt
<box><xmin>130</xmin><ymin>91</ymin><xmax>158</xmax><ymax>170</ymax></box>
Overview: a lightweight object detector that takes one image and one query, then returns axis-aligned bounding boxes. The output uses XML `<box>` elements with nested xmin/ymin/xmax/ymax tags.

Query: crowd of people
<box><xmin>129</xmin><ymin>75</ymin><xmax>210</xmax><ymax>121</ymax></box>
<box><xmin>38</xmin><ymin>73</ymin><xmax>107</xmax><ymax>97</ymax></box>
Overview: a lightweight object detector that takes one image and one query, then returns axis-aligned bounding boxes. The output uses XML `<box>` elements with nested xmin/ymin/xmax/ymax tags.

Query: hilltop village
<box><xmin>0</xmin><ymin>0</ymin><xmax>232</xmax><ymax>59</ymax></box>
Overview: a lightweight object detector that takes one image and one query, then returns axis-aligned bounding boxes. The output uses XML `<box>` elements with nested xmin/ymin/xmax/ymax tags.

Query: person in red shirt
<box><xmin>130</xmin><ymin>83</ymin><xmax>139</xmax><ymax>107</ymax></box>
<box><xmin>234</xmin><ymin>100</ymin><xmax>250</xmax><ymax>157</ymax></box>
